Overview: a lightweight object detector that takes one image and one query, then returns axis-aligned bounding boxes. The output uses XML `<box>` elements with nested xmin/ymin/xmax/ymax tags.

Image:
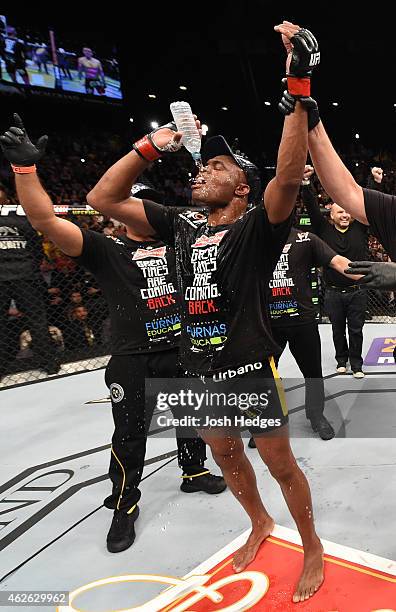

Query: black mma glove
<box><xmin>132</xmin><ymin>121</ymin><xmax>181</xmax><ymax>162</ymax></box>
<box><xmin>345</xmin><ymin>261</ymin><xmax>396</xmax><ymax>290</ymax></box>
<box><xmin>278</xmin><ymin>84</ymin><xmax>321</xmax><ymax>131</ymax></box>
<box><xmin>287</xmin><ymin>28</ymin><xmax>320</xmax><ymax>98</ymax></box>
<box><xmin>0</xmin><ymin>113</ymin><xmax>48</xmax><ymax>166</ymax></box>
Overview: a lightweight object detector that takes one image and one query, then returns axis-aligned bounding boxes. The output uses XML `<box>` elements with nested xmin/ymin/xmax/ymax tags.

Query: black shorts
<box><xmin>179</xmin><ymin>357</ymin><xmax>289</xmax><ymax>436</ymax></box>
<box><xmin>85</xmin><ymin>78</ymin><xmax>105</xmax><ymax>94</ymax></box>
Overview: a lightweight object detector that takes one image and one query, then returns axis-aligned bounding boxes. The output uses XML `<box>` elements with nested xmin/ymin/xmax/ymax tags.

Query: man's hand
<box><xmin>133</xmin><ymin>117</ymin><xmax>201</xmax><ymax>162</ymax></box>
<box><xmin>371</xmin><ymin>167</ymin><xmax>383</xmax><ymax>184</ymax></box>
<box><xmin>345</xmin><ymin>261</ymin><xmax>396</xmax><ymax>290</ymax></box>
<box><xmin>274</xmin><ymin>21</ymin><xmax>320</xmax><ymax>78</ymax></box>
<box><xmin>302</xmin><ymin>164</ymin><xmax>314</xmax><ymax>184</ymax></box>
<box><xmin>0</xmin><ymin>114</ymin><xmax>48</xmax><ymax>166</ymax></box>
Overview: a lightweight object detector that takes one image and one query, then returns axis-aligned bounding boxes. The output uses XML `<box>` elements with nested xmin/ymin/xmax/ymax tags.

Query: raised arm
<box><xmin>0</xmin><ymin>114</ymin><xmax>82</xmax><ymax>256</ymax></box>
<box><xmin>308</xmin><ymin>120</ymin><xmax>368</xmax><ymax>224</ymax></box>
<box><xmin>264</xmin><ymin>102</ymin><xmax>308</xmax><ymax>224</ymax></box>
<box><xmin>86</xmin><ymin>121</ymin><xmax>194</xmax><ymax>234</ymax></box>
<box><xmin>264</xmin><ymin>22</ymin><xmax>320</xmax><ymax>224</ymax></box>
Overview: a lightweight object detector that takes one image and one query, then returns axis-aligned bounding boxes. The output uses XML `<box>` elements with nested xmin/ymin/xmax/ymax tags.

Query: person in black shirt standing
<box><xmin>0</xmin><ymin>186</ymin><xmax>60</xmax><ymax>379</ymax></box>
<box><xmin>266</xmin><ymin>227</ymin><xmax>359</xmax><ymax>439</ymax></box>
<box><xmin>292</xmin><ymin>97</ymin><xmax>396</xmax><ymax>265</ymax></box>
<box><xmin>301</xmin><ymin>166</ymin><xmax>368</xmax><ymax>378</ymax></box>
<box><xmin>86</xmin><ymin>22</ymin><xmax>325</xmax><ymax>604</ymax></box>
<box><xmin>0</xmin><ymin>122</ymin><xmax>225</xmax><ymax>555</ymax></box>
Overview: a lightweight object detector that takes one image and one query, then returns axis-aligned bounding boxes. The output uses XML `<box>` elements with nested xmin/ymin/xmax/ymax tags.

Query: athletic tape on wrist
<box><xmin>11</xmin><ymin>164</ymin><xmax>37</xmax><ymax>174</ymax></box>
<box><xmin>132</xmin><ymin>135</ymin><xmax>161</xmax><ymax>162</ymax></box>
<box><xmin>287</xmin><ymin>76</ymin><xmax>311</xmax><ymax>97</ymax></box>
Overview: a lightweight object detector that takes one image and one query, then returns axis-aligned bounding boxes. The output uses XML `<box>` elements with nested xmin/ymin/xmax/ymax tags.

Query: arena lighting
<box><xmin>356</xmin><ymin>162</ymin><xmax>359</xmax><ymax>166</ymax></box>
<box><xmin>355</xmin><ymin>133</ymin><xmax>360</xmax><ymax>139</ymax></box>
<box><xmin>179</xmin><ymin>85</ymin><xmax>187</xmax><ymax>90</ymax></box>
<box><xmin>150</xmin><ymin>121</ymin><xmax>159</xmax><ymax>129</ymax></box>
<box><xmin>80</xmin><ymin>158</ymin><xmax>85</xmax><ymax>163</ymax></box>
<box><xmin>332</xmin><ymin>102</ymin><xmax>339</xmax><ymax>106</ymax></box>
<box><xmin>148</xmin><ymin>94</ymin><xmax>156</xmax><ymax>99</ymax></box>
<box><xmin>129</xmin><ymin>117</ymin><xmax>134</xmax><ymax>123</ymax></box>
<box><xmin>201</xmin><ymin>124</ymin><xmax>209</xmax><ymax>135</ymax></box>
<box><xmin>264</xmin><ymin>101</ymin><xmax>271</xmax><ymax>106</ymax></box>
<box><xmin>221</xmin><ymin>106</ymin><xmax>228</xmax><ymax>110</ymax></box>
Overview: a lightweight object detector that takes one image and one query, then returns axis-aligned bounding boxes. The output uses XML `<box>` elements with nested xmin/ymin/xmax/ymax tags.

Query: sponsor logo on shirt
<box><xmin>132</xmin><ymin>246</ymin><xmax>167</xmax><ymax>260</ymax></box>
<box><xmin>0</xmin><ymin>225</ymin><xmax>27</xmax><ymax>250</ymax></box>
<box><xmin>296</xmin><ymin>232</ymin><xmax>310</xmax><ymax>243</ymax></box>
<box><xmin>145</xmin><ymin>314</ymin><xmax>181</xmax><ymax>339</ymax></box>
<box><xmin>191</xmin><ymin>230</ymin><xmax>228</xmax><ymax>248</ymax></box>
<box><xmin>178</xmin><ymin>210</ymin><xmax>207</xmax><ymax>227</ymax></box>
<box><xmin>282</xmin><ymin>243</ymin><xmax>292</xmax><ymax>254</ymax></box>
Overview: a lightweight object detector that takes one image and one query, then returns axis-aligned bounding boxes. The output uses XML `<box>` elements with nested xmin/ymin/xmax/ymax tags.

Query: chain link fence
<box><xmin>1</xmin><ymin>223</ymin><xmax>395</xmax><ymax>390</ymax></box>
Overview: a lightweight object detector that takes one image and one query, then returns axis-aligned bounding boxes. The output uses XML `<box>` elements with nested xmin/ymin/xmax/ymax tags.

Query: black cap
<box><xmin>130</xmin><ymin>181</ymin><xmax>164</xmax><ymax>204</ymax></box>
<box><xmin>202</xmin><ymin>135</ymin><xmax>262</xmax><ymax>204</ymax></box>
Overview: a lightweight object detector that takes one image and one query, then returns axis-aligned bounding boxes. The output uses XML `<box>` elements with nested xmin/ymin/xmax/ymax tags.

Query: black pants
<box><xmin>272</xmin><ymin>321</ymin><xmax>324</xmax><ymax>421</ymax></box>
<box><xmin>0</xmin><ymin>278</ymin><xmax>56</xmax><ymax>374</ymax></box>
<box><xmin>104</xmin><ymin>348</ymin><xmax>207</xmax><ymax>513</ymax></box>
<box><xmin>324</xmin><ymin>288</ymin><xmax>367</xmax><ymax>371</ymax></box>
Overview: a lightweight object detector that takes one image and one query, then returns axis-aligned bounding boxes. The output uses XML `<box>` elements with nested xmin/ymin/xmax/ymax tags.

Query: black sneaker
<box><xmin>103</xmin><ymin>493</ymin><xmax>118</xmax><ymax>510</ymax></box>
<box><xmin>106</xmin><ymin>506</ymin><xmax>140</xmax><ymax>553</ymax></box>
<box><xmin>309</xmin><ymin>415</ymin><xmax>335</xmax><ymax>441</ymax></box>
<box><xmin>180</xmin><ymin>472</ymin><xmax>226</xmax><ymax>494</ymax></box>
<box><xmin>248</xmin><ymin>437</ymin><xmax>256</xmax><ymax>448</ymax></box>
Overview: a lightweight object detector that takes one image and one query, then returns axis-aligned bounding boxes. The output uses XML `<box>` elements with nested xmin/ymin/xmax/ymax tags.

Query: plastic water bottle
<box><xmin>170</xmin><ymin>101</ymin><xmax>202</xmax><ymax>165</ymax></box>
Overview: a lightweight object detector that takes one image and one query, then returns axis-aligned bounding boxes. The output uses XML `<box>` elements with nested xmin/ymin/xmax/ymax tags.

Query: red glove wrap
<box><xmin>287</xmin><ymin>77</ymin><xmax>311</xmax><ymax>97</ymax></box>
<box><xmin>132</xmin><ymin>135</ymin><xmax>161</xmax><ymax>162</ymax></box>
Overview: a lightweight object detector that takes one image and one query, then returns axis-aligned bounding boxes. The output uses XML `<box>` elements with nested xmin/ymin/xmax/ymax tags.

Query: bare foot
<box><xmin>292</xmin><ymin>538</ymin><xmax>324</xmax><ymax>603</ymax></box>
<box><xmin>233</xmin><ymin>517</ymin><xmax>275</xmax><ymax>572</ymax></box>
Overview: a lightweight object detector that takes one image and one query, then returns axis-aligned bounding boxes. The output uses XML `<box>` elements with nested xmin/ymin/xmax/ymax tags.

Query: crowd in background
<box><xmin>0</xmin><ymin>130</ymin><xmax>395</xmax><ymax>377</ymax></box>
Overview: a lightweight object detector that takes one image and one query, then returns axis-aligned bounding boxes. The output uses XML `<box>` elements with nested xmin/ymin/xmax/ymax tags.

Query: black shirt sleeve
<box><xmin>301</xmin><ymin>183</ymin><xmax>328</xmax><ymax>237</ymax></box>
<box><xmin>363</xmin><ymin>188</ymin><xmax>396</xmax><ymax>261</ymax></box>
<box><xmin>142</xmin><ymin>199</ymin><xmax>177</xmax><ymax>246</ymax></box>
<box><xmin>73</xmin><ymin>229</ymin><xmax>110</xmax><ymax>274</ymax></box>
<box><xmin>308</xmin><ymin>232</ymin><xmax>337</xmax><ymax>268</ymax></box>
<box><xmin>259</xmin><ymin>205</ymin><xmax>294</xmax><ymax>271</ymax></box>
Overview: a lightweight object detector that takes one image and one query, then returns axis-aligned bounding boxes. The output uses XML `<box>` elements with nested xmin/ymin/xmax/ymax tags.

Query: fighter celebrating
<box><xmin>78</xmin><ymin>47</ymin><xmax>105</xmax><ymax>95</ymax></box>
<box><xmin>85</xmin><ymin>22</ymin><xmax>324</xmax><ymax>604</ymax></box>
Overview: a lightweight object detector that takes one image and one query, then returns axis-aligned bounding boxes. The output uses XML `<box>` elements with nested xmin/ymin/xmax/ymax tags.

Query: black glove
<box><xmin>278</xmin><ymin>83</ymin><xmax>320</xmax><ymax>131</ymax></box>
<box><xmin>132</xmin><ymin>121</ymin><xmax>181</xmax><ymax>161</ymax></box>
<box><xmin>288</xmin><ymin>28</ymin><xmax>320</xmax><ymax>79</ymax></box>
<box><xmin>0</xmin><ymin>114</ymin><xmax>48</xmax><ymax>166</ymax></box>
<box><xmin>345</xmin><ymin>261</ymin><xmax>396</xmax><ymax>290</ymax></box>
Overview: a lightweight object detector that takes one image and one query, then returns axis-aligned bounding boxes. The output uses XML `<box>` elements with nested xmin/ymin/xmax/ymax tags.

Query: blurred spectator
<box><xmin>0</xmin><ymin>185</ymin><xmax>60</xmax><ymax>379</ymax></box>
<box><xmin>64</xmin><ymin>305</ymin><xmax>96</xmax><ymax>351</ymax></box>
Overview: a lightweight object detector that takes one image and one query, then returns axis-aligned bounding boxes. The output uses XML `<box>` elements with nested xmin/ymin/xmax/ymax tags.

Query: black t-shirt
<box><xmin>75</xmin><ymin>230</ymin><xmax>181</xmax><ymax>355</ymax></box>
<box><xmin>268</xmin><ymin>228</ymin><xmax>336</xmax><ymax>326</ymax></box>
<box><xmin>143</xmin><ymin>200</ymin><xmax>292</xmax><ymax>374</ymax></box>
<box><xmin>302</xmin><ymin>184</ymin><xmax>368</xmax><ymax>287</ymax></box>
<box><xmin>364</xmin><ymin>188</ymin><xmax>396</xmax><ymax>262</ymax></box>
<box><xmin>0</xmin><ymin>213</ymin><xmax>43</xmax><ymax>281</ymax></box>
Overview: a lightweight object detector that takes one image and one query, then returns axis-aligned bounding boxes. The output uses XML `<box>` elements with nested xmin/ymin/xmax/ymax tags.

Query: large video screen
<box><xmin>0</xmin><ymin>15</ymin><xmax>122</xmax><ymax>100</ymax></box>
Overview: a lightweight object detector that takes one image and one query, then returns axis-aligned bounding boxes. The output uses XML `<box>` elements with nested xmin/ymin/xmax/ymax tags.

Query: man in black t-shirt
<box><xmin>266</xmin><ymin>226</ymin><xmax>358</xmax><ymax>440</ymax></box>
<box><xmin>0</xmin><ymin>125</ymin><xmax>225</xmax><ymax>556</ymax></box>
<box><xmin>85</xmin><ymin>24</ymin><xmax>325</xmax><ymax>603</ymax></box>
<box><xmin>0</xmin><ymin>187</ymin><xmax>60</xmax><ymax>379</ymax></box>
<box><xmin>301</xmin><ymin>166</ymin><xmax>368</xmax><ymax>378</ymax></box>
